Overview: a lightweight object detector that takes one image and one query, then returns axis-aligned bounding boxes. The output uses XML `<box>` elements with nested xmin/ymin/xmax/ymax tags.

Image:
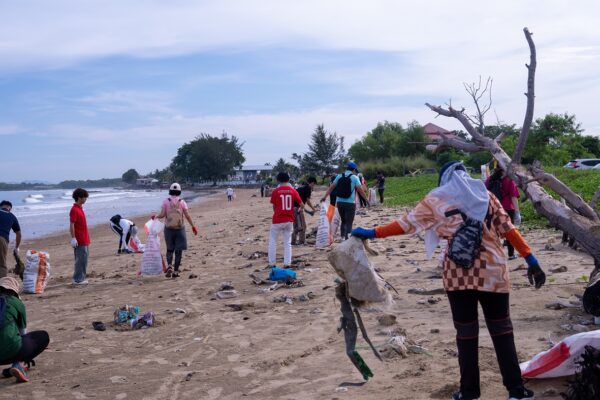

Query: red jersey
<box><xmin>70</xmin><ymin>204</ymin><xmax>91</xmax><ymax>246</ymax></box>
<box><xmin>270</xmin><ymin>185</ymin><xmax>303</xmax><ymax>224</ymax></box>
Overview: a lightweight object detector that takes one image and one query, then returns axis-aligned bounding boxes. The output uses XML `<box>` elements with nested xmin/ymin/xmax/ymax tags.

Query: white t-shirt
<box><xmin>226</xmin><ymin>188</ymin><xmax>234</xmax><ymax>196</ymax></box>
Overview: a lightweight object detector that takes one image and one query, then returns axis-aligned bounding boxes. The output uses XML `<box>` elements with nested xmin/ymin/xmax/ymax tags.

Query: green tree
<box><xmin>397</xmin><ymin>121</ymin><xmax>427</xmax><ymax>157</ymax></box>
<box><xmin>273</xmin><ymin>158</ymin><xmax>300</xmax><ymax>179</ymax></box>
<box><xmin>348</xmin><ymin>121</ymin><xmax>404</xmax><ymax>162</ymax></box>
<box><xmin>170</xmin><ymin>133</ymin><xmax>245</xmax><ymax>183</ymax></box>
<box><xmin>293</xmin><ymin>124</ymin><xmax>346</xmax><ymax>178</ymax></box>
<box><xmin>122</xmin><ymin>168</ymin><xmax>140</xmax><ymax>184</ymax></box>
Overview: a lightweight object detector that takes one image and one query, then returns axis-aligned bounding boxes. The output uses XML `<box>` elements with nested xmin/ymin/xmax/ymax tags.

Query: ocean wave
<box><xmin>22</xmin><ymin>197</ymin><xmax>42</xmax><ymax>203</ymax></box>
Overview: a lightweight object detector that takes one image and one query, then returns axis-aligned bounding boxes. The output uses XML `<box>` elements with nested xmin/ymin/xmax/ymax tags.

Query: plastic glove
<box><xmin>513</xmin><ymin>211</ymin><xmax>522</xmax><ymax>226</ymax></box>
<box><xmin>351</xmin><ymin>227</ymin><xmax>376</xmax><ymax>240</ymax></box>
<box><xmin>525</xmin><ymin>254</ymin><xmax>546</xmax><ymax>289</ymax></box>
<box><xmin>192</xmin><ymin>226</ymin><xmax>198</xmax><ymax>236</ymax></box>
<box><xmin>70</xmin><ymin>238</ymin><xmax>78</xmax><ymax>248</ymax></box>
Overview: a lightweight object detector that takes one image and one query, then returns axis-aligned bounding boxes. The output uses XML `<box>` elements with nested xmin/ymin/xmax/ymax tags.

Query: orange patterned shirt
<box><xmin>397</xmin><ymin>192</ymin><xmax>514</xmax><ymax>293</ymax></box>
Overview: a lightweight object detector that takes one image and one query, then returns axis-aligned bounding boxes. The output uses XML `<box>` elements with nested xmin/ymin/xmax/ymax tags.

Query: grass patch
<box><xmin>373</xmin><ymin>168</ymin><xmax>600</xmax><ymax>228</ymax></box>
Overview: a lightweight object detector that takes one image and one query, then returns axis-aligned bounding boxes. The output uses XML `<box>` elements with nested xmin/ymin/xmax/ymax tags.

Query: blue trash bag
<box><xmin>269</xmin><ymin>267</ymin><xmax>297</xmax><ymax>282</ymax></box>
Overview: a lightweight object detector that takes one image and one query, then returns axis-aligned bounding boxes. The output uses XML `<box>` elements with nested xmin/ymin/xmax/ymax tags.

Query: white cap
<box><xmin>170</xmin><ymin>182</ymin><xmax>181</xmax><ymax>191</ymax></box>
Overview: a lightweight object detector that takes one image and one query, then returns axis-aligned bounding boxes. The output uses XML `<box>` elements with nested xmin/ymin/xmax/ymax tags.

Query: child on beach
<box><xmin>268</xmin><ymin>172</ymin><xmax>304</xmax><ymax>268</ymax></box>
<box><xmin>69</xmin><ymin>188</ymin><xmax>90</xmax><ymax>285</ymax></box>
<box><xmin>0</xmin><ymin>277</ymin><xmax>50</xmax><ymax>383</ymax></box>
<box><xmin>226</xmin><ymin>187</ymin><xmax>235</xmax><ymax>202</ymax></box>
<box><xmin>154</xmin><ymin>183</ymin><xmax>198</xmax><ymax>278</ymax></box>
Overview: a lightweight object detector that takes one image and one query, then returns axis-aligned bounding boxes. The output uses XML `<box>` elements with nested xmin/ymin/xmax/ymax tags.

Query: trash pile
<box><xmin>113</xmin><ymin>305</ymin><xmax>156</xmax><ymax>330</ymax></box>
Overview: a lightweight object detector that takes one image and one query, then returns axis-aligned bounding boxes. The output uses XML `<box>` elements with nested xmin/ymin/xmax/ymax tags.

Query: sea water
<box><xmin>0</xmin><ymin>188</ymin><xmax>193</xmax><ymax>240</ymax></box>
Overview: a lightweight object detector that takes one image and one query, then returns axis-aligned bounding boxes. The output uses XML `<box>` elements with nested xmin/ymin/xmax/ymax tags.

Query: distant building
<box><xmin>423</xmin><ymin>122</ymin><xmax>457</xmax><ymax>142</ymax></box>
<box><xmin>232</xmin><ymin>164</ymin><xmax>274</xmax><ymax>182</ymax></box>
<box><xmin>136</xmin><ymin>177</ymin><xmax>159</xmax><ymax>187</ymax></box>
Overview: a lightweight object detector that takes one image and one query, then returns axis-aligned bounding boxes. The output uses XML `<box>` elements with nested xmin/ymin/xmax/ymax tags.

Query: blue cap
<box><xmin>347</xmin><ymin>161</ymin><xmax>359</xmax><ymax>171</ymax></box>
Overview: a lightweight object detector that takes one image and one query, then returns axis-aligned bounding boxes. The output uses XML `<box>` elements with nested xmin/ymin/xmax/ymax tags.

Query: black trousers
<box><xmin>0</xmin><ymin>331</ymin><xmax>50</xmax><ymax>365</ymax></box>
<box><xmin>447</xmin><ymin>290</ymin><xmax>523</xmax><ymax>398</ymax></box>
<box><xmin>336</xmin><ymin>202</ymin><xmax>356</xmax><ymax>240</ymax></box>
<box><xmin>505</xmin><ymin>210</ymin><xmax>515</xmax><ymax>257</ymax></box>
<box><xmin>378</xmin><ymin>188</ymin><xmax>384</xmax><ymax>203</ymax></box>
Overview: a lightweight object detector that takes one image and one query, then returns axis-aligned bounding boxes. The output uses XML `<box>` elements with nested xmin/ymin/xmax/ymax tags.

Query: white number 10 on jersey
<box><xmin>280</xmin><ymin>194</ymin><xmax>293</xmax><ymax>210</ymax></box>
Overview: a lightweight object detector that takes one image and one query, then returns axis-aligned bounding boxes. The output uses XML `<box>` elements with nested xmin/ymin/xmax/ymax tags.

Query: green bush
<box><xmin>375</xmin><ymin>167</ymin><xmax>600</xmax><ymax>228</ymax></box>
<box><xmin>360</xmin><ymin>156</ymin><xmax>437</xmax><ymax>179</ymax></box>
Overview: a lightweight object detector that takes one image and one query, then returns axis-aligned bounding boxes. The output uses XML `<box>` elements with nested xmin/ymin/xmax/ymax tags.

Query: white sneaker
<box><xmin>72</xmin><ymin>280</ymin><xmax>89</xmax><ymax>285</ymax></box>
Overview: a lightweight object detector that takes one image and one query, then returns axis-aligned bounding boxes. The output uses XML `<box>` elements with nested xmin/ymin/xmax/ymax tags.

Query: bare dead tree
<box><xmin>424</xmin><ymin>27</ymin><xmax>600</xmax><ymax>279</ymax></box>
<box><xmin>463</xmin><ymin>76</ymin><xmax>493</xmax><ymax>134</ymax></box>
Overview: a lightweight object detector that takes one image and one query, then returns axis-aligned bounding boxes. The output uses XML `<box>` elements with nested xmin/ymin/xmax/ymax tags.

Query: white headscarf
<box><xmin>423</xmin><ymin>162</ymin><xmax>490</xmax><ymax>259</ymax></box>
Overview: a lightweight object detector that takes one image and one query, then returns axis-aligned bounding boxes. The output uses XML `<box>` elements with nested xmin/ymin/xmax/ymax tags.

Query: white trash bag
<box><xmin>368</xmin><ymin>188</ymin><xmax>377</xmax><ymax>206</ymax></box>
<box><xmin>23</xmin><ymin>250</ymin><xmax>51</xmax><ymax>294</ymax></box>
<box><xmin>328</xmin><ymin>237</ymin><xmax>391</xmax><ymax>304</ymax></box>
<box><xmin>520</xmin><ymin>330</ymin><xmax>600</xmax><ymax>378</ymax></box>
<box><xmin>140</xmin><ymin>219</ymin><xmax>166</xmax><ymax>276</ymax></box>
<box><xmin>315</xmin><ymin>202</ymin><xmax>332</xmax><ymax>248</ymax></box>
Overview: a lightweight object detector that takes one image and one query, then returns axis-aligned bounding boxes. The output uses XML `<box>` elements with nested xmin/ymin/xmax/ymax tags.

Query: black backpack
<box><xmin>445</xmin><ymin>208</ymin><xmax>491</xmax><ymax>269</ymax></box>
<box><xmin>488</xmin><ymin>178</ymin><xmax>503</xmax><ymax>202</ymax></box>
<box><xmin>336</xmin><ymin>173</ymin><xmax>353</xmax><ymax>198</ymax></box>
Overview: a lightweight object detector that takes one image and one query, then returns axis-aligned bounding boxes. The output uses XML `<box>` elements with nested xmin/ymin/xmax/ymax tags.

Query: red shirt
<box><xmin>270</xmin><ymin>185</ymin><xmax>303</xmax><ymax>224</ymax></box>
<box><xmin>485</xmin><ymin>176</ymin><xmax>520</xmax><ymax>211</ymax></box>
<box><xmin>70</xmin><ymin>204</ymin><xmax>91</xmax><ymax>246</ymax></box>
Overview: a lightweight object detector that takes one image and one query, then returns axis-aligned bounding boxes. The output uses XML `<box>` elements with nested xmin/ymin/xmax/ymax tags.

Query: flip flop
<box><xmin>92</xmin><ymin>321</ymin><xmax>106</xmax><ymax>331</ymax></box>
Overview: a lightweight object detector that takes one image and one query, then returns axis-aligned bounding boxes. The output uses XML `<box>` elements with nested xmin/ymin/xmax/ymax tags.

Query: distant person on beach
<box><xmin>226</xmin><ymin>187</ymin><xmax>235</xmax><ymax>202</ymax></box>
<box><xmin>352</xmin><ymin>161</ymin><xmax>545</xmax><ymax>400</ymax></box>
<box><xmin>69</xmin><ymin>188</ymin><xmax>90</xmax><ymax>285</ymax></box>
<box><xmin>0</xmin><ymin>201</ymin><xmax>21</xmax><ymax>278</ymax></box>
<box><xmin>154</xmin><ymin>183</ymin><xmax>198</xmax><ymax>278</ymax></box>
<box><xmin>485</xmin><ymin>167</ymin><xmax>521</xmax><ymax>260</ymax></box>
<box><xmin>320</xmin><ymin>162</ymin><xmax>368</xmax><ymax>240</ymax></box>
<box><xmin>268</xmin><ymin>172</ymin><xmax>304</xmax><ymax>268</ymax></box>
<box><xmin>292</xmin><ymin>176</ymin><xmax>317</xmax><ymax>246</ymax></box>
<box><xmin>261</xmin><ymin>183</ymin><xmax>265</xmax><ymax>198</ymax></box>
<box><xmin>376</xmin><ymin>171</ymin><xmax>385</xmax><ymax>204</ymax></box>
<box><xmin>0</xmin><ymin>277</ymin><xmax>49</xmax><ymax>383</ymax></box>
<box><xmin>109</xmin><ymin>215</ymin><xmax>138</xmax><ymax>254</ymax></box>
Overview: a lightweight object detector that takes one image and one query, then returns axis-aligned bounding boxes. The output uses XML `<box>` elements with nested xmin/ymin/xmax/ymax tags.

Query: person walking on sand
<box><xmin>351</xmin><ymin>161</ymin><xmax>545</xmax><ymax>400</ymax></box>
<box><xmin>268</xmin><ymin>172</ymin><xmax>304</xmax><ymax>268</ymax></box>
<box><xmin>155</xmin><ymin>183</ymin><xmax>198</xmax><ymax>278</ymax></box>
<box><xmin>70</xmin><ymin>188</ymin><xmax>90</xmax><ymax>285</ymax></box>
<box><xmin>0</xmin><ymin>201</ymin><xmax>21</xmax><ymax>278</ymax></box>
<box><xmin>320</xmin><ymin>162</ymin><xmax>368</xmax><ymax>240</ymax></box>
<box><xmin>0</xmin><ymin>277</ymin><xmax>50</xmax><ymax>383</ymax></box>
<box><xmin>486</xmin><ymin>167</ymin><xmax>521</xmax><ymax>260</ymax></box>
<box><xmin>292</xmin><ymin>176</ymin><xmax>317</xmax><ymax>246</ymax></box>
<box><xmin>226</xmin><ymin>187</ymin><xmax>235</xmax><ymax>202</ymax></box>
<box><xmin>376</xmin><ymin>171</ymin><xmax>385</xmax><ymax>204</ymax></box>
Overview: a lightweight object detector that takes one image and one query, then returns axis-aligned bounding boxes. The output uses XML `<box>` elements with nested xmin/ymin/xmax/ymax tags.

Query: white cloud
<box><xmin>0</xmin><ymin>124</ymin><xmax>21</xmax><ymax>135</ymax></box>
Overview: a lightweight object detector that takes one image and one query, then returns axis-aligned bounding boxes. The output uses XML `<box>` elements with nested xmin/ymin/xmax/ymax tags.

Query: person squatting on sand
<box><xmin>292</xmin><ymin>176</ymin><xmax>317</xmax><ymax>246</ymax></box>
<box><xmin>268</xmin><ymin>172</ymin><xmax>304</xmax><ymax>268</ymax></box>
<box><xmin>70</xmin><ymin>188</ymin><xmax>90</xmax><ymax>285</ymax></box>
<box><xmin>352</xmin><ymin>161</ymin><xmax>546</xmax><ymax>400</ymax></box>
<box><xmin>109</xmin><ymin>215</ymin><xmax>138</xmax><ymax>254</ymax></box>
<box><xmin>320</xmin><ymin>162</ymin><xmax>368</xmax><ymax>240</ymax></box>
<box><xmin>0</xmin><ymin>277</ymin><xmax>50</xmax><ymax>383</ymax></box>
<box><xmin>0</xmin><ymin>201</ymin><xmax>21</xmax><ymax>279</ymax></box>
<box><xmin>154</xmin><ymin>183</ymin><xmax>198</xmax><ymax>278</ymax></box>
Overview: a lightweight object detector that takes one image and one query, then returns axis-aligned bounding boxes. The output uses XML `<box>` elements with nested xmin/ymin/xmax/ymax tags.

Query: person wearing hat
<box><xmin>154</xmin><ymin>183</ymin><xmax>198</xmax><ymax>278</ymax></box>
<box><xmin>351</xmin><ymin>161</ymin><xmax>545</xmax><ymax>400</ymax></box>
<box><xmin>0</xmin><ymin>277</ymin><xmax>50</xmax><ymax>383</ymax></box>
<box><xmin>320</xmin><ymin>162</ymin><xmax>368</xmax><ymax>240</ymax></box>
<box><xmin>0</xmin><ymin>200</ymin><xmax>21</xmax><ymax>278</ymax></box>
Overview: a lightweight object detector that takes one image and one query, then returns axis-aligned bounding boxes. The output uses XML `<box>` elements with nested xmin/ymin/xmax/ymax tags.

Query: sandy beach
<box><xmin>0</xmin><ymin>188</ymin><xmax>596</xmax><ymax>400</ymax></box>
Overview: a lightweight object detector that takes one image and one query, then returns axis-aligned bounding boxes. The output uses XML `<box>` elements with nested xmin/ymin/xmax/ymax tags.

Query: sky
<box><xmin>2</xmin><ymin>0</ymin><xmax>600</xmax><ymax>182</ymax></box>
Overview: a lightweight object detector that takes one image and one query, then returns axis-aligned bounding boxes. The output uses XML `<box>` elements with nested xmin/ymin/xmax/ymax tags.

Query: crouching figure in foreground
<box><xmin>352</xmin><ymin>161</ymin><xmax>545</xmax><ymax>400</ymax></box>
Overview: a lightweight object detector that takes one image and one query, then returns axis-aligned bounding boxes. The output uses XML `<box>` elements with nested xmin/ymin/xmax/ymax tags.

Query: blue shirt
<box><xmin>333</xmin><ymin>171</ymin><xmax>361</xmax><ymax>204</ymax></box>
<box><xmin>0</xmin><ymin>208</ymin><xmax>20</xmax><ymax>242</ymax></box>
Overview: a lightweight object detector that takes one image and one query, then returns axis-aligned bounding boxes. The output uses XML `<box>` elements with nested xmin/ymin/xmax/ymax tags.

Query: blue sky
<box><xmin>2</xmin><ymin>1</ymin><xmax>600</xmax><ymax>182</ymax></box>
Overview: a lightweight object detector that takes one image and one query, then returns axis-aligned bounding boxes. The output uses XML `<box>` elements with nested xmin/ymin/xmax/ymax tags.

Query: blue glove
<box><xmin>351</xmin><ymin>227</ymin><xmax>376</xmax><ymax>240</ymax></box>
<box><xmin>525</xmin><ymin>254</ymin><xmax>546</xmax><ymax>289</ymax></box>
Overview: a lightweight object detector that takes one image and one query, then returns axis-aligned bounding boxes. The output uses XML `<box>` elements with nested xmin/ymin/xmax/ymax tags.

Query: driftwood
<box><xmin>424</xmin><ymin>27</ymin><xmax>600</xmax><ymax>279</ymax></box>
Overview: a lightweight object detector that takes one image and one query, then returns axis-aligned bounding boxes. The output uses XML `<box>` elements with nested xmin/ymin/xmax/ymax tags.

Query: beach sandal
<box><xmin>165</xmin><ymin>267</ymin><xmax>173</xmax><ymax>278</ymax></box>
<box><xmin>2</xmin><ymin>368</ymin><xmax>10</xmax><ymax>378</ymax></box>
<box><xmin>92</xmin><ymin>321</ymin><xmax>106</xmax><ymax>331</ymax></box>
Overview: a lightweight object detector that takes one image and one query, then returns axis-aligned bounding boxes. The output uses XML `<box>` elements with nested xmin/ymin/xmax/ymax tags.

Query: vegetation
<box><xmin>272</xmin><ymin>158</ymin><xmax>300</xmax><ymax>179</ymax></box>
<box><xmin>170</xmin><ymin>133</ymin><xmax>245</xmax><ymax>184</ymax></box>
<box><xmin>377</xmin><ymin>167</ymin><xmax>600</xmax><ymax>227</ymax></box>
<box><xmin>57</xmin><ymin>178</ymin><xmax>123</xmax><ymax>189</ymax></box>
<box><xmin>121</xmin><ymin>168</ymin><xmax>140</xmax><ymax>184</ymax></box>
<box><xmin>292</xmin><ymin>124</ymin><xmax>346</xmax><ymax>180</ymax></box>
<box><xmin>348</xmin><ymin>121</ymin><xmax>426</xmax><ymax>162</ymax></box>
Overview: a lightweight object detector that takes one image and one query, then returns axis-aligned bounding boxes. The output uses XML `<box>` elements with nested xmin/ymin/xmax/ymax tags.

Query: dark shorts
<box><xmin>164</xmin><ymin>228</ymin><xmax>187</xmax><ymax>251</ymax></box>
